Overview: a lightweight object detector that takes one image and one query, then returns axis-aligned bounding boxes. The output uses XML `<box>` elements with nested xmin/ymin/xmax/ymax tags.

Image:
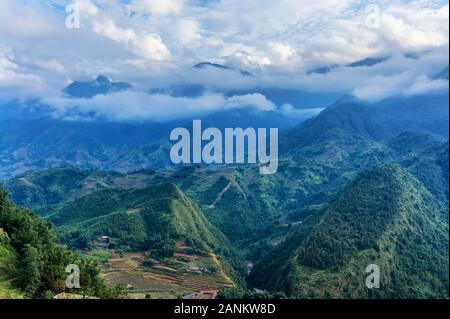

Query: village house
<box><xmin>93</xmin><ymin>235</ymin><xmax>110</xmax><ymax>249</ymax></box>
<box><xmin>187</xmin><ymin>266</ymin><xmax>206</xmax><ymax>274</ymax></box>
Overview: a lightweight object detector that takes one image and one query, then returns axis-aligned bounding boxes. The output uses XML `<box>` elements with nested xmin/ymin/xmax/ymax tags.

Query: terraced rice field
<box><xmin>101</xmin><ymin>246</ymin><xmax>234</xmax><ymax>299</ymax></box>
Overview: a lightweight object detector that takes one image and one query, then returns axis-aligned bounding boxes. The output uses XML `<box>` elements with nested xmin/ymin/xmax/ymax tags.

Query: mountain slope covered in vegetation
<box><xmin>3</xmin><ymin>96</ymin><xmax>448</xmax><ymax>299</ymax></box>
<box><xmin>0</xmin><ymin>186</ymin><xmax>123</xmax><ymax>298</ymax></box>
<box><xmin>53</xmin><ymin>183</ymin><xmax>233</xmax><ymax>257</ymax></box>
<box><xmin>249</xmin><ymin>164</ymin><xmax>449</xmax><ymax>298</ymax></box>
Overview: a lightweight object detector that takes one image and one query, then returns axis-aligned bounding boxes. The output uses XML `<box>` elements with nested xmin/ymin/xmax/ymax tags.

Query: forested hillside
<box><xmin>45</xmin><ymin>183</ymin><xmax>243</xmax><ymax>285</ymax></box>
<box><xmin>0</xmin><ymin>0</ymin><xmax>448</xmax><ymax>301</ymax></box>
<box><xmin>52</xmin><ymin>183</ymin><xmax>235</xmax><ymax>258</ymax></box>
<box><xmin>3</xmin><ymin>96</ymin><xmax>449</xmax><ymax>299</ymax></box>
<box><xmin>0</xmin><ymin>186</ymin><xmax>123</xmax><ymax>298</ymax></box>
<box><xmin>249</xmin><ymin>165</ymin><xmax>449</xmax><ymax>298</ymax></box>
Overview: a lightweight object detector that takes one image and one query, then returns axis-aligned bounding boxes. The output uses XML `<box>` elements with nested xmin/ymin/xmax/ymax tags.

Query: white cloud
<box><xmin>86</xmin><ymin>3</ymin><xmax>171</xmax><ymax>61</ymax></box>
<box><xmin>226</xmin><ymin>50</ymin><xmax>271</xmax><ymax>70</ymax></box>
<box><xmin>73</xmin><ymin>0</ymin><xmax>99</xmax><ymax>16</ymax></box>
<box><xmin>404</xmin><ymin>75</ymin><xmax>449</xmax><ymax>96</ymax></box>
<box><xmin>268</xmin><ymin>43</ymin><xmax>296</xmax><ymax>63</ymax></box>
<box><xmin>130</xmin><ymin>0</ymin><xmax>184</xmax><ymax>17</ymax></box>
<box><xmin>227</xmin><ymin>93</ymin><xmax>276</xmax><ymax>111</ymax></box>
<box><xmin>352</xmin><ymin>73</ymin><xmax>411</xmax><ymax>101</ymax></box>
<box><xmin>44</xmin><ymin>91</ymin><xmax>279</xmax><ymax>122</ymax></box>
<box><xmin>347</xmin><ymin>47</ymin><xmax>449</xmax><ymax>100</ymax></box>
<box><xmin>379</xmin><ymin>4</ymin><xmax>449</xmax><ymax>52</ymax></box>
<box><xmin>0</xmin><ymin>1</ymin><xmax>56</xmax><ymax>38</ymax></box>
<box><xmin>0</xmin><ymin>54</ymin><xmax>46</xmax><ymax>102</ymax></box>
<box><xmin>0</xmin><ymin>0</ymin><xmax>448</xmax><ymax>105</ymax></box>
<box><xmin>280</xmin><ymin>103</ymin><xmax>323</xmax><ymax>118</ymax></box>
<box><xmin>175</xmin><ymin>19</ymin><xmax>202</xmax><ymax>45</ymax></box>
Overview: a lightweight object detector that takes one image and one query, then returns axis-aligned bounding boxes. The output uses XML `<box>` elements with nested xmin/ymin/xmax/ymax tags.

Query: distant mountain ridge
<box><xmin>308</xmin><ymin>56</ymin><xmax>389</xmax><ymax>74</ymax></box>
<box><xmin>63</xmin><ymin>76</ymin><xmax>132</xmax><ymax>98</ymax></box>
<box><xmin>4</xmin><ymin>86</ymin><xmax>448</xmax><ymax>298</ymax></box>
<box><xmin>434</xmin><ymin>67</ymin><xmax>449</xmax><ymax>80</ymax></box>
<box><xmin>193</xmin><ymin>62</ymin><xmax>255</xmax><ymax>77</ymax></box>
<box><xmin>5</xmin><ymin>91</ymin><xmax>449</xmax><ymax>245</ymax></box>
<box><xmin>281</xmin><ymin>92</ymin><xmax>449</xmax><ymax>157</ymax></box>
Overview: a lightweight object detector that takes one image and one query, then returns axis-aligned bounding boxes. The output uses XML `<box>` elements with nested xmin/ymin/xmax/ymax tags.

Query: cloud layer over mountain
<box><xmin>0</xmin><ymin>0</ymin><xmax>448</xmax><ymax>121</ymax></box>
<box><xmin>45</xmin><ymin>91</ymin><xmax>283</xmax><ymax>122</ymax></box>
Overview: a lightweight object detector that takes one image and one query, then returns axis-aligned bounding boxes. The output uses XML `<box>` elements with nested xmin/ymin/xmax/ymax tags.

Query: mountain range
<box><xmin>3</xmin><ymin>83</ymin><xmax>448</xmax><ymax>298</ymax></box>
<box><xmin>63</xmin><ymin>76</ymin><xmax>132</xmax><ymax>98</ymax></box>
<box><xmin>1</xmin><ymin>63</ymin><xmax>449</xmax><ymax>298</ymax></box>
<box><xmin>248</xmin><ymin>164</ymin><xmax>448</xmax><ymax>298</ymax></box>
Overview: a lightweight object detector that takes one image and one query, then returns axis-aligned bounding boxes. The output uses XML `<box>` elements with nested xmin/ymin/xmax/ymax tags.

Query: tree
<box><xmin>20</xmin><ymin>244</ymin><xmax>42</xmax><ymax>297</ymax></box>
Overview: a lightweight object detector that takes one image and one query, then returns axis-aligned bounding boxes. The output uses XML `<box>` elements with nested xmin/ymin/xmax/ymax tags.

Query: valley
<box><xmin>0</xmin><ymin>0</ymin><xmax>449</xmax><ymax>302</ymax></box>
<box><xmin>1</xmin><ymin>93</ymin><xmax>449</xmax><ymax>299</ymax></box>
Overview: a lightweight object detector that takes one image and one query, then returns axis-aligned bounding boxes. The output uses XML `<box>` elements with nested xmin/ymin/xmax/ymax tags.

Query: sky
<box><xmin>0</xmin><ymin>0</ymin><xmax>448</xmax><ymax>121</ymax></box>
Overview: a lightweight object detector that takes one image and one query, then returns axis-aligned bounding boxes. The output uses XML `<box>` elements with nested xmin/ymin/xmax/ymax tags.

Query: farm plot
<box><xmin>100</xmin><ymin>245</ymin><xmax>234</xmax><ymax>299</ymax></box>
